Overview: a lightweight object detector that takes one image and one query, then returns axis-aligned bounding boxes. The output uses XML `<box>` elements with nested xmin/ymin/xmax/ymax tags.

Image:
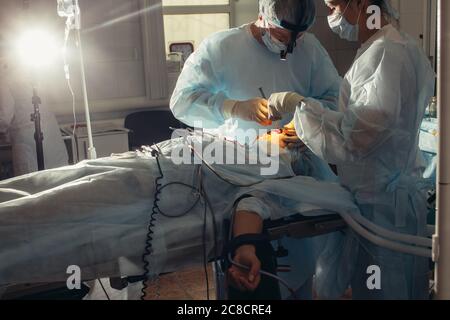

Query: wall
<box><xmin>3</xmin><ymin>0</ymin><xmax>432</xmax><ymax>125</ymax></box>
<box><xmin>397</xmin><ymin>0</ymin><xmax>426</xmax><ymax>47</ymax></box>
<box><xmin>233</xmin><ymin>0</ymin><xmax>433</xmax><ymax>76</ymax></box>
<box><xmin>310</xmin><ymin>0</ymin><xmax>359</xmax><ymax>76</ymax></box>
<box><xmin>234</xmin><ymin>0</ymin><xmax>258</xmax><ymax>26</ymax></box>
<box><xmin>63</xmin><ymin>0</ymin><xmax>359</xmax><ymax>124</ymax></box>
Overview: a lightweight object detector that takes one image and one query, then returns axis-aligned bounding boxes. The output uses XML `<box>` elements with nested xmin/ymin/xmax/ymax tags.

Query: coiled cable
<box><xmin>140</xmin><ymin>138</ymin><xmax>297</xmax><ymax>300</ymax></box>
<box><xmin>140</xmin><ymin>148</ymin><xmax>164</xmax><ymax>300</ymax></box>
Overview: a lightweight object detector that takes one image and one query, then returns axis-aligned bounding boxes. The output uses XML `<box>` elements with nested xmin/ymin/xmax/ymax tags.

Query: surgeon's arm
<box><xmin>170</xmin><ymin>39</ymin><xmax>232</xmax><ymax>129</ymax></box>
<box><xmin>294</xmin><ymin>48</ymin><xmax>406</xmax><ymax>165</ymax></box>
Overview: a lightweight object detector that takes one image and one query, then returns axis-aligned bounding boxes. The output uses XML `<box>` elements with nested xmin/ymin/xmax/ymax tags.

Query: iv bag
<box><xmin>57</xmin><ymin>0</ymin><xmax>75</xmax><ymax>18</ymax></box>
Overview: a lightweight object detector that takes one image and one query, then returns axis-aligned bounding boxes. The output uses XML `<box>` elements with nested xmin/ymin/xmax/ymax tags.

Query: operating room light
<box><xmin>16</xmin><ymin>30</ymin><xmax>59</xmax><ymax>68</ymax></box>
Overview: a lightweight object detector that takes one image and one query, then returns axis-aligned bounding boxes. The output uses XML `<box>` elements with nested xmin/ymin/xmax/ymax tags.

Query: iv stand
<box><xmin>62</xmin><ymin>0</ymin><xmax>96</xmax><ymax>159</ymax></box>
<box><xmin>74</xmin><ymin>0</ymin><xmax>96</xmax><ymax>159</ymax></box>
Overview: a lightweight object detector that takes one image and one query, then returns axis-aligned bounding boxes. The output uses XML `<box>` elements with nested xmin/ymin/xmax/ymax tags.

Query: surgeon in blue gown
<box><xmin>170</xmin><ymin>0</ymin><xmax>342</xmax><ymax>299</ymax></box>
<box><xmin>264</xmin><ymin>0</ymin><xmax>435</xmax><ymax>299</ymax></box>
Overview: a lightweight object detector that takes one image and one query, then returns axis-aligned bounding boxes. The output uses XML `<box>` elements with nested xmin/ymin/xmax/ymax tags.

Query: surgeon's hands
<box><xmin>258</xmin><ymin>121</ymin><xmax>306</xmax><ymax>150</ymax></box>
<box><xmin>268</xmin><ymin>92</ymin><xmax>304</xmax><ymax>119</ymax></box>
<box><xmin>281</xmin><ymin>121</ymin><xmax>306</xmax><ymax>150</ymax></box>
<box><xmin>231</xmin><ymin>98</ymin><xmax>272</xmax><ymax>126</ymax></box>
<box><xmin>228</xmin><ymin>245</ymin><xmax>261</xmax><ymax>292</ymax></box>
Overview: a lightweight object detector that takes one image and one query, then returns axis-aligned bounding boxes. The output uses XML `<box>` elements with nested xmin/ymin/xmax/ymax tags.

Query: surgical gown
<box><xmin>170</xmin><ymin>24</ymin><xmax>343</xmax><ymax>297</ymax></box>
<box><xmin>293</xmin><ymin>25</ymin><xmax>435</xmax><ymax>299</ymax></box>
<box><xmin>170</xmin><ymin>24</ymin><xmax>341</xmax><ymax>133</ymax></box>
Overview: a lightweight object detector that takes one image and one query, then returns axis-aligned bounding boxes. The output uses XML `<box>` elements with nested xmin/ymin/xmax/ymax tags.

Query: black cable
<box><xmin>140</xmin><ymin>149</ymin><xmax>164</xmax><ymax>300</ymax></box>
<box><xmin>202</xmin><ymin>198</ymin><xmax>210</xmax><ymax>300</ymax></box>
<box><xmin>97</xmin><ymin>279</ymin><xmax>110</xmax><ymax>300</ymax></box>
<box><xmin>156</xmin><ymin>170</ymin><xmax>218</xmax><ymax>300</ymax></box>
<box><xmin>140</xmin><ymin>138</ymin><xmax>293</xmax><ymax>300</ymax></box>
<box><xmin>140</xmin><ymin>148</ymin><xmax>211</xmax><ymax>300</ymax></box>
<box><xmin>188</xmin><ymin>144</ymin><xmax>293</xmax><ymax>188</ymax></box>
<box><xmin>140</xmin><ymin>158</ymin><xmax>220</xmax><ymax>300</ymax></box>
<box><xmin>156</xmin><ymin>182</ymin><xmax>201</xmax><ymax>218</ymax></box>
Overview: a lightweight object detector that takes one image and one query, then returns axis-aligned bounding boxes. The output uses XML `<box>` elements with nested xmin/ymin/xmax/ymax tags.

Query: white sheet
<box><xmin>0</xmin><ymin>136</ymin><xmax>359</xmax><ymax>286</ymax></box>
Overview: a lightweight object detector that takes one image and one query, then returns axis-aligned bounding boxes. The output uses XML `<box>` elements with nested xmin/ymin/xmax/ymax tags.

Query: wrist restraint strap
<box><xmin>227</xmin><ymin>233</ymin><xmax>270</xmax><ymax>257</ymax></box>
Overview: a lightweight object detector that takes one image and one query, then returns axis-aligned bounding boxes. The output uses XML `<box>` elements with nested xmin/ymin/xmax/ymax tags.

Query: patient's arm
<box><xmin>228</xmin><ymin>211</ymin><xmax>263</xmax><ymax>292</ymax></box>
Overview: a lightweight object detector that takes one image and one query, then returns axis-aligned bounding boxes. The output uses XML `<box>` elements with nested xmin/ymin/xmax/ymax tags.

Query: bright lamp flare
<box><xmin>16</xmin><ymin>30</ymin><xmax>59</xmax><ymax>68</ymax></box>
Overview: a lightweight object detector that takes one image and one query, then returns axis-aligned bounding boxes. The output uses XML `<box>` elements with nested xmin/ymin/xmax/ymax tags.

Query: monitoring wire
<box><xmin>202</xmin><ymin>195</ymin><xmax>210</xmax><ymax>300</ymax></box>
<box><xmin>227</xmin><ymin>203</ymin><xmax>298</xmax><ymax>299</ymax></box>
<box><xmin>189</xmin><ymin>144</ymin><xmax>299</xmax><ymax>297</ymax></box>
<box><xmin>140</xmin><ymin>137</ymin><xmax>298</xmax><ymax>300</ymax></box>
<box><xmin>141</xmin><ymin>148</ymin><xmax>165</xmax><ymax>300</ymax></box>
<box><xmin>141</xmin><ymin>148</ymin><xmax>215</xmax><ymax>300</ymax></box>
<box><xmin>227</xmin><ymin>253</ymin><xmax>298</xmax><ymax>299</ymax></box>
<box><xmin>97</xmin><ymin>279</ymin><xmax>110</xmax><ymax>300</ymax></box>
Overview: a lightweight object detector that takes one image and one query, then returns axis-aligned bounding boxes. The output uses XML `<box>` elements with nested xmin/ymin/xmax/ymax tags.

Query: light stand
<box><xmin>31</xmin><ymin>87</ymin><xmax>45</xmax><ymax>171</ymax></box>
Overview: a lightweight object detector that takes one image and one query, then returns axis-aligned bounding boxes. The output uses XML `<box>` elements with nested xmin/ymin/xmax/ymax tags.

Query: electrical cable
<box><xmin>227</xmin><ymin>202</ymin><xmax>298</xmax><ymax>299</ymax></box>
<box><xmin>227</xmin><ymin>253</ymin><xmax>298</xmax><ymax>298</ymax></box>
<box><xmin>140</xmin><ymin>140</ymin><xmax>291</xmax><ymax>300</ymax></box>
<box><xmin>140</xmin><ymin>148</ymin><xmax>164</xmax><ymax>300</ymax></box>
<box><xmin>202</xmin><ymin>195</ymin><xmax>210</xmax><ymax>300</ymax></box>
<box><xmin>188</xmin><ymin>144</ymin><xmax>292</xmax><ymax>188</ymax></box>
<box><xmin>190</xmin><ymin>140</ymin><xmax>299</xmax><ymax>298</ymax></box>
<box><xmin>140</xmin><ymin>147</ymin><xmax>216</xmax><ymax>300</ymax></box>
<box><xmin>97</xmin><ymin>279</ymin><xmax>110</xmax><ymax>300</ymax></box>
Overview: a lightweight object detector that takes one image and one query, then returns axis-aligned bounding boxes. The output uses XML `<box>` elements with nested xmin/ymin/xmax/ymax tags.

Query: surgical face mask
<box><xmin>327</xmin><ymin>0</ymin><xmax>362</xmax><ymax>42</ymax></box>
<box><xmin>261</xmin><ymin>28</ymin><xmax>287</xmax><ymax>54</ymax></box>
<box><xmin>261</xmin><ymin>30</ymin><xmax>287</xmax><ymax>54</ymax></box>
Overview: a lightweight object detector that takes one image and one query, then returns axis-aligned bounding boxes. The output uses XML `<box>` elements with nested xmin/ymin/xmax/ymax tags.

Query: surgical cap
<box><xmin>259</xmin><ymin>0</ymin><xmax>316</xmax><ymax>30</ymax></box>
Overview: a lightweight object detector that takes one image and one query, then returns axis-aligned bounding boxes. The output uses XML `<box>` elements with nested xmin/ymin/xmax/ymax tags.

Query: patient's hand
<box><xmin>228</xmin><ymin>245</ymin><xmax>261</xmax><ymax>292</ymax></box>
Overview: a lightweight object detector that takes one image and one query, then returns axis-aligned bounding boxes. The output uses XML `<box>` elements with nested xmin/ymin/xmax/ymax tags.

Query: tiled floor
<box><xmin>3</xmin><ymin>265</ymin><xmax>353</xmax><ymax>300</ymax></box>
<box><xmin>83</xmin><ymin>264</ymin><xmax>216</xmax><ymax>300</ymax></box>
<box><xmin>143</xmin><ymin>264</ymin><xmax>216</xmax><ymax>300</ymax></box>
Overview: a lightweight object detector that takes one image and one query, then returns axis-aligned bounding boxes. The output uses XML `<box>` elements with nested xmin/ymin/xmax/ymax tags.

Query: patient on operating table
<box><xmin>0</xmin><ymin>118</ymin><xmax>347</xmax><ymax>298</ymax></box>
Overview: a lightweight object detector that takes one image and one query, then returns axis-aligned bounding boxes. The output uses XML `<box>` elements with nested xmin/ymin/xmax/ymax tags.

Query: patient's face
<box><xmin>258</xmin><ymin>131</ymin><xmax>288</xmax><ymax>149</ymax></box>
<box><xmin>258</xmin><ymin>120</ymin><xmax>298</xmax><ymax>150</ymax></box>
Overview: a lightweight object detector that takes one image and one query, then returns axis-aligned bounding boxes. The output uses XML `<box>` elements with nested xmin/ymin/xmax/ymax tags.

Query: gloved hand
<box><xmin>268</xmin><ymin>92</ymin><xmax>304</xmax><ymax>119</ymax></box>
<box><xmin>230</xmin><ymin>98</ymin><xmax>272</xmax><ymax>126</ymax></box>
<box><xmin>227</xmin><ymin>245</ymin><xmax>261</xmax><ymax>292</ymax></box>
<box><xmin>281</xmin><ymin>120</ymin><xmax>306</xmax><ymax>150</ymax></box>
<box><xmin>281</xmin><ymin>131</ymin><xmax>306</xmax><ymax>151</ymax></box>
